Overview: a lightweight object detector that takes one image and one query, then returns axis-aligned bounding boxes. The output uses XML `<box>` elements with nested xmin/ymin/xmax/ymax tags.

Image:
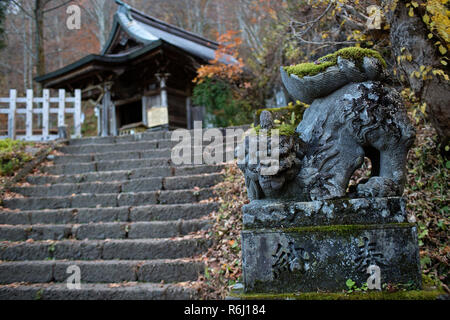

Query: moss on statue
<box><xmin>251</xmin><ymin>123</ymin><xmax>297</xmax><ymax>136</ymax></box>
<box><xmin>252</xmin><ymin>101</ymin><xmax>308</xmax><ymax>137</ymax></box>
<box><xmin>284</xmin><ymin>47</ymin><xmax>387</xmax><ymax>78</ymax></box>
<box><xmin>255</xmin><ymin>103</ymin><xmax>307</xmax><ymax>122</ymax></box>
<box><xmin>254</xmin><ymin>102</ymin><xmax>307</xmax><ymax>127</ymax></box>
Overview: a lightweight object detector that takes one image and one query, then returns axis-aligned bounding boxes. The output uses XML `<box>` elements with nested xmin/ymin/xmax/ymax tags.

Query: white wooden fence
<box><xmin>0</xmin><ymin>89</ymin><xmax>81</xmax><ymax>141</ymax></box>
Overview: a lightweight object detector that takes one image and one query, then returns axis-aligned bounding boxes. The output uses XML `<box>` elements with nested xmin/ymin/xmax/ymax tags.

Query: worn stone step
<box><xmin>0</xmin><ymin>219</ymin><xmax>212</xmax><ymax>241</ymax></box>
<box><xmin>0</xmin><ymin>259</ymin><xmax>204</xmax><ymax>284</ymax></box>
<box><xmin>163</xmin><ymin>173</ymin><xmax>223</xmax><ymax>191</ymax></box>
<box><xmin>0</xmin><ymin>238</ymin><xmax>210</xmax><ymax>261</ymax></box>
<box><xmin>58</xmin><ymin>140</ymin><xmax>163</xmax><ymax>155</ymax></box>
<box><xmin>13</xmin><ymin>173</ymin><xmax>222</xmax><ymax>197</ymax></box>
<box><xmin>26</xmin><ymin>164</ymin><xmax>224</xmax><ymax>185</ymax></box>
<box><xmin>3</xmin><ymin>188</ymin><xmax>215</xmax><ymax>210</ymax></box>
<box><xmin>58</xmin><ymin>139</ymin><xmax>200</xmax><ymax>155</ymax></box>
<box><xmin>52</xmin><ymin>149</ymin><xmax>172</xmax><ymax>164</ymax></box>
<box><xmin>58</xmin><ymin>138</ymin><xmax>238</xmax><ymax>156</ymax></box>
<box><xmin>66</xmin><ymin>125</ymin><xmax>248</xmax><ymax>147</ymax></box>
<box><xmin>41</xmin><ymin>158</ymin><xmax>172</xmax><ymax>175</ymax></box>
<box><xmin>68</xmin><ymin>131</ymin><xmax>171</xmax><ymax>146</ymax></box>
<box><xmin>0</xmin><ymin>282</ymin><xmax>198</xmax><ymax>300</ymax></box>
<box><xmin>11</xmin><ymin>181</ymin><xmax>123</xmax><ymax>197</ymax></box>
<box><xmin>0</xmin><ymin>203</ymin><xmax>218</xmax><ymax>225</ymax></box>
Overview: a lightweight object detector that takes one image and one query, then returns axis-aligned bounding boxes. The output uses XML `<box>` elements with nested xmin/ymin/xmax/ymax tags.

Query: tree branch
<box><xmin>0</xmin><ymin>61</ymin><xmax>24</xmax><ymax>74</ymax></box>
<box><xmin>43</xmin><ymin>0</ymin><xmax>74</xmax><ymax>13</ymax></box>
<box><xmin>9</xmin><ymin>0</ymin><xmax>33</xmax><ymax>18</ymax></box>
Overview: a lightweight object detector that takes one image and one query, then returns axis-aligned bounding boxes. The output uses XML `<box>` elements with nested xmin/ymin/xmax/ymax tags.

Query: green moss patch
<box><xmin>255</xmin><ymin>102</ymin><xmax>307</xmax><ymax>126</ymax></box>
<box><xmin>252</xmin><ymin>101</ymin><xmax>308</xmax><ymax>137</ymax></box>
<box><xmin>281</xmin><ymin>223</ymin><xmax>414</xmax><ymax>234</ymax></box>
<box><xmin>284</xmin><ymin>60</ymin><xmax>336</xmax><ymax>79</ymax></box>
<box><xmin>252</xmin><ymin>123</ymin><xmax>297</xmax><ymax>137</ymax></box>
<box><xmin>244</xmin><ymin>223</ymin><xmax>415</xmax><ymax>243</ymax></box>
<box><xmin>284</xmin><ymin>47</ymin><xmax>387</xmax><ymax>78</ymax></box>
<box><xmin>0</xmin><ymin>139</ymin><xmax>34</xmax><ymax>176</ymax></box>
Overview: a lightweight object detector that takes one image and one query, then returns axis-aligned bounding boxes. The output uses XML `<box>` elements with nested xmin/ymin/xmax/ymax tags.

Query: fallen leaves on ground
<box><xmin>196</xmin><ymin>162</ymin><xmax>247</xmax><ymax>299</ymax></box>
<box><xmin>403</xmin><ymin>123</ymin><xmax>449</xmax><ymax>288</ymax></box>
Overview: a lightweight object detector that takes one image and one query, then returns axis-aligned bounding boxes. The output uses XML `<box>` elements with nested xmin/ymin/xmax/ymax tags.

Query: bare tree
<box><xmin>7</xmin><ymin>0</ymin><xmax>74</xmax><ymax>91</ymax></box>
<box><xmin>79</xmin><ymin>0</ymin><xmax>115</xmax><ymax>49</ymax></box>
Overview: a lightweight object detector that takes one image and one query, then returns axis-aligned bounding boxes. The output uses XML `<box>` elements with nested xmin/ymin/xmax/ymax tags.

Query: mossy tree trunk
<box><xmin>385</xmin><ymin>0</ymin><xmax>450</xmax><ymax>155</ymax></box>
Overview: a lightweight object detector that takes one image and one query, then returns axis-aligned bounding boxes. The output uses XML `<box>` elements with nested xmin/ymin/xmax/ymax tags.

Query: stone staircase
<box><xmin>0</xmin><ymin>130</ymin><xmax>224</xmax><ymax>299</ymax></box>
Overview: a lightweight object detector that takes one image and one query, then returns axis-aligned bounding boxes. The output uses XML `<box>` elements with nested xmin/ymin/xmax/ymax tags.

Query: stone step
<box><xmin>68</xmin><ymin>131</ymin><xmax>171</xmax><ymax>146</ymax></box>
<box><xmin>0</xmin><ymin>259</ymin><xmax>204</xmax><ymax>284</ymax></box>
<box><xmin>58</xmin><ymin>138</ymin><xmax>238</xmax><ymax>155</ymax></box>
<box><xmin>52</xmin><ymin>149</ymin><xmax>172</xmax><ymax>164</ymax></box>
<box><xmin>59</xmin><ymin>140</ymin><xmax>163</xmax><ymax>155</ymax></box>
<box><xmin>0</xmin><ymin>238</ymin><xmax>210</xmax><ymax>261</ymax></box>
<box><xmin>0</xmin><ymin>219</ymin><xmax>212</xmax><ymax>241</ymax></box>
<box><xmin>40</xmin><ymin>158</ymin><xmax>171</xmax><ymax>175</ymax></box>
<box><xmin>13</xmin><ymin>174</ymin><xmax>222</xmax><ymax>197</ymax></box>
<box><xmin>66</xmin><ymin>125</ymin><xmax>248</xmax><ymax>147</ymax></box>
<box><xmin>3</xmin><ymin>188</ymin><xmax>215</xmax><ymax>211</ymax></box>
<box><xmin>0</xmin><ymin>203</ymin><xmax>218</xmax><ymax>225</ymax></box>
<box><xmin>58</xmin><ymin>139</ymin><xmax>190</xmax><ymax>155</ymax></box>
<box><xmin>26</xmin><ymin>164</ymin><xmax>225</xmax><ymax>185</ymax></box>
<box><xmin>0</xmin><ymin>282</ymin><xmax>198</xmax><ymax>300</ymax></box>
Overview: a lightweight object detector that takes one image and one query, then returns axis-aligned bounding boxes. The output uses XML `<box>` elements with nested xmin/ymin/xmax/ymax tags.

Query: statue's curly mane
<box><xmin>341</xmin><ymin>82</ymin><xmax>405</xmax><ymax>145</ymax></box>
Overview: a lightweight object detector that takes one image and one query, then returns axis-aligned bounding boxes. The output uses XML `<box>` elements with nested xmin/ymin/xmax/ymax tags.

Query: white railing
<box><xmin>0</xmin><ymin>89</ymin><xmax>81</xmax><ymax>141</ymax></box>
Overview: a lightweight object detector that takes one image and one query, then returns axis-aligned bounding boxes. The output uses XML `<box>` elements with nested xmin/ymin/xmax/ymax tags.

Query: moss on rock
<box><xmin>284</xmin><ymin>47</ymin><xmax>387</xmax><ymax>78</ymax></box>
<box><xmin>243</xmin><ymin>223</ymin><xmax>415</xmax><ymax>243</ymax></box>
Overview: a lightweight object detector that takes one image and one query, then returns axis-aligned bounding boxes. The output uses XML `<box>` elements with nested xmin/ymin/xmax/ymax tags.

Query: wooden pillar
<box><xmin>57</xmin><ymin>89</ymin><xmax>66</xmax><ymax>129</ymax></box>
<box><xmin>186</xmin><ymin>97</ymin><xmax>192</xmax><ymax>129</ymax></box>
<box><xmin>110</xmin><ymin>102</ymin><xmax>117</xmax><ymax>136</ymax></box>
<box><xmin>57</xmin><ymin>89</ymin><xmax>66</xmax><ymax>139</ymax></box>
<box><xmin>95</xmin><ymin>105</ymin><xmax>101</xmax><ymax>136</ymax></box>
<box><xmin>155</xmin><ymin>73</ymin><xmax>170</xmax><ymax>129</ymax></box>
<box><xmin>142</xmin><ymin>96</ymin><xmax>148</xmax><ymax>126</ymax></box>
<box><xmin>8</xmin><ymin>89</ymin><xmax>17</xmax><ymax>140</ymax></box>
<box><xmin>101</xmin><ymin>84</ymin><xmax>112</xmax><ymax>137</ymax></box>
<box><xmin>42</xmin><ymin>89</ymin><xmax>50</xmax><ymax>140</ymax></box>
<box><xmin>74</xmin><ymin>89</ymin><xmax>82</xmax><ymax>138</ymax></box>
<box><xmin>25</xmin><ymin>89</ymin><xmax>33</xmax><ymax>140</ymax></box>
<box><xmin>156</xmin><ymin>73</ymin><xmax>170</xmax><ymax>108</ymax></box>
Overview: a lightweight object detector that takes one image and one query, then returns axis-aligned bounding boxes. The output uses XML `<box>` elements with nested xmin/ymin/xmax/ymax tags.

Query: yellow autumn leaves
<box><xmin>424</xmin><ymin>0</ymin><xmax>450</xmax><ymax>48</ymax></box>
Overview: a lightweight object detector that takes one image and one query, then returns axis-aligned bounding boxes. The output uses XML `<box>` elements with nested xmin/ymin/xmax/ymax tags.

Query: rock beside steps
<box><xmin>0</xmin><ymin>130</ymin><xmax>225</xmax><ymax>300</ymax></box>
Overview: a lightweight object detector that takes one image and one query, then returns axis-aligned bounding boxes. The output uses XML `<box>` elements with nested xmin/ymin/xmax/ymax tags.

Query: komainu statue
<box><xmin>238</xmin><ymin>47</ymin><xmax>416</xmax><ymax>201</ymax></box>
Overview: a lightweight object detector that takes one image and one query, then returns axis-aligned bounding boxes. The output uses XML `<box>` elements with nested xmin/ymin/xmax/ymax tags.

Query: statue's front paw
<box><xmin>309</xmin><ymin>183</ymin><xmax>345</xmax><ymax>201</ymax></box>
<box><xmin>258</xmin><ymin>174</ymin><xmax>286</xmax><ymax>197</ymax></box>
<box><xmin>245</xmin><ymin>176</ymin><xmax>264</xmax><ymax>200</ymax></box>
<box><xmin>356</xmin><ymin>177</ymin><xmax>399</xmax><ymax>198</ymax></box>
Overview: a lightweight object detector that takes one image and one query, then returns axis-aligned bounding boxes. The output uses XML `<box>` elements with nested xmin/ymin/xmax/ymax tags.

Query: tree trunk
<box><xmin>34</xmin><ymin>0</ymin><xmax>45</xmax><ymax>93</ymax></box>
<box><xmin>386</xmin><ymin>0</ymin><xmax>450</xmax><ymax>153</ymax></box>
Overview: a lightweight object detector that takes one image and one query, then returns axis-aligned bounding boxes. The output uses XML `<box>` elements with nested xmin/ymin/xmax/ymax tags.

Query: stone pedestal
<box><xmin>241</xmin><ymin>197</ymin><xmax>422</xmax><ymax>293</ymax></box>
